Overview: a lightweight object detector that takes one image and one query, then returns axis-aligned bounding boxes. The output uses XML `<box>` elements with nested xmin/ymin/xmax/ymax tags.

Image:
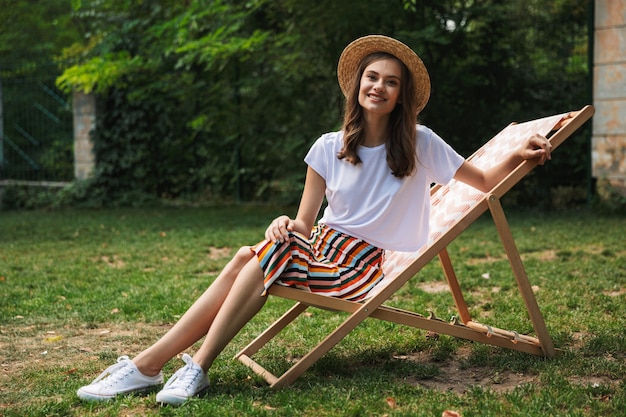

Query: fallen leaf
<box><xmin>442</xmin><ymin>411</ymin><xmax>462</xmax><ymax>417</ymax></box>
<box><xmin>426</xmin><ymin>331</ymin><xmax>440</xmax><ymax>340</ymax></box>
<box><xmin>110</xmin><ymin>308</ymin><xmax>120</xmax><ymax>314</ymax></box>
<box><xmin>44</xmin><ymin>335</ymin><xmax>63</xmax><ymax>343</ymax></box>
<box><xmin>385</xmin><ymin>397</ymin><xmax>397</xmax><ymax>409</ymax></box>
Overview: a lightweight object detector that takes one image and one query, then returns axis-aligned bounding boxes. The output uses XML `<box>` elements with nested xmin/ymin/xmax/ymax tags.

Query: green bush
<box><xmin>595</xmin><ymin>178</ymin><xmax>626</xmax><ymax>213</ymax></box>
<box><xmin>54</xmin><ymin>0</ymin><xmax>591</xmax><ymax>207</ymax></box>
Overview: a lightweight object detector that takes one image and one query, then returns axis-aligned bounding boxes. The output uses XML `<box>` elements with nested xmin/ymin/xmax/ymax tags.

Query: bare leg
<box><xmin>133</xmin><ymin>246</ymin><xmax>256</xmax><ymax>376</ymax></box>
<box><xmin>191</xmin><ymin>257</ymin><xmax>266</xmax><ymax>370</ymax></box>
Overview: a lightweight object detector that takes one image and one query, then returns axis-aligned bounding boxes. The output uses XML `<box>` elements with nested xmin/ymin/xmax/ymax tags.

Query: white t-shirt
<box><xmin>304</xmin><ymin>125</ymin><xmax>464</xmax><ymax>252</ymax></box>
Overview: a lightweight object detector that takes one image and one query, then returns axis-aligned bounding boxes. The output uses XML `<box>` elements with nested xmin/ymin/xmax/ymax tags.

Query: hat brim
<box><xmin>337</xmin><ymin>35</ymin><xmax>430</xmax><ymax>114</ymax></box>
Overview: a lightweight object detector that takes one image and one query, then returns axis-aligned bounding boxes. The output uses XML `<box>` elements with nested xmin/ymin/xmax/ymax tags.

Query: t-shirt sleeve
<box><xmin>304</xmin><ymin>133</ymin><xmax>333</xmax><ymax>180</ymax></box>
<box><xmin>417</xmin><ymin>126</ymin><xmax>465</xmax><ymax>185</ymax></box>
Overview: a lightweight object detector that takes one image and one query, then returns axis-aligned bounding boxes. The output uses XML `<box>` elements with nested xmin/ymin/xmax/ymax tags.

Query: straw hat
<box><xmin>337</xmin><ymin>35</ymin><xmax>431</xmax><ymax>114</ymax></box>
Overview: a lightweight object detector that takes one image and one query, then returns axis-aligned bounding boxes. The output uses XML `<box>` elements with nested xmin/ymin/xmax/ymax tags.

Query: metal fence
<box><xmin>0</xmin><ymin>63</ymin><xmax>73</xmax><ymax>183</ymax></box>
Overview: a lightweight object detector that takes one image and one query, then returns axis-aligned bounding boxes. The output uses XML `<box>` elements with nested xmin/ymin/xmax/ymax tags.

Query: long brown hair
<box><xmin>337</xmin><ymin>52</ymin><xmax>419</xmax><ymax>178</ymax></box>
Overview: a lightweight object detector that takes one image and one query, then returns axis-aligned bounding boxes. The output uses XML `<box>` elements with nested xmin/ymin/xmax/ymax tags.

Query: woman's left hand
<box><xmin>520</xmin><ymin>134</ymin><xmax>552</xmax><ymax>165</ymax></box>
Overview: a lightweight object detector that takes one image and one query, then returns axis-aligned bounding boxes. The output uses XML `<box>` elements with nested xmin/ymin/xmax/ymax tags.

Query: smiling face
<box><xmin>357</xmin><ymin>57</ymin><xmax>403</xmax><ymax>117</ymax></box>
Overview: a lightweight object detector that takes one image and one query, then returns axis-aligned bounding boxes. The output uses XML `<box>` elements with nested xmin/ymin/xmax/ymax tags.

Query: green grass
<box><xmin>1</xmin><ymin>206</ymin><xmax>625</xmax><ymax>416</ymax></box>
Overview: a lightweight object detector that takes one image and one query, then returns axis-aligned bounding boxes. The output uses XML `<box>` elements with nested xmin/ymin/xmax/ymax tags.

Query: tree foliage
<box><xmin>0</xmin><ymin>0</ymin><xmax>83</xmax><ymax>182</ymax></box>
<box><xmin>53</xmin><ymin>0</ymin><xmax>591</xmax><ymax>206</ymax></box>
<box><xmin>0</xmin><ymin>0</ymin><xmax>81</xmax><ymax>64</ymax></box>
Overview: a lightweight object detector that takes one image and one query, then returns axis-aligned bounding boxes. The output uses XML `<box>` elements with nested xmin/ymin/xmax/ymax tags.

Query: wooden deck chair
<box><xmin>236</xmin><ymin>105</ymin><xmax>595</xmax><ymax>388</ymax></box>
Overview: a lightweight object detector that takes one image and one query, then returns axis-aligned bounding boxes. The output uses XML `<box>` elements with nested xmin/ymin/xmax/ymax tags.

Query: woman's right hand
<box><xmin>265</xmin><ymin>215</ymin><xmax>295</xmax><ymax>244</ymax></box>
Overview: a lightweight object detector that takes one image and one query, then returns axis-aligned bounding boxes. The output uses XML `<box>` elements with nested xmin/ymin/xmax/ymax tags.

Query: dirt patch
<box><xmin>1</xmin><ymin>324</ymin><xmax>530</xmax><ymax>408</ymax></box>
<box><xmin>604</xmin><ymin>288</ymin><xmax>626</xmax><ymax>297</ymax></box>
<box><xmin>397</xmin><ymin>342</ymin><xmax>619</xmax><ymax>395</ymax></box>
<box><xmin>3</xmin><ymin>323</ymin><xmax>533</xmax><ymax>399</ymax></box>
<box><xmin>397</xmin><ymin>347</ymin><xmax>537</xmax><ymax>394</ymax></box>
<box><xmin>91</xmin><ymin>254</ymin><xmax>127</xmax><ymax>268</ymax></box>
<box><xmin>464</xmin><ymin>249</ymin><xmax>560</xmax><ymax>266</ymax></box>
<box><xmin>418</xmin><ymin>281</ymin><xmax>450</xmax><ymax>294</ymax></box>
<box><xmin>531</xmin><ymin>249</ymin><xmax>558</xmax><ymax>262</ymax></box>
<box><xmin>1</xmin><ymin>322</ymin><xmax>620</xmax><ymax>406</ymax></box>
<box><xmin>0</xmin><ymin>322</ymin><xmax>172</xmax><ymax>385</ymax></box>
<box><xmin>0</xmin><ymin>322</ymin><xmax>176</xmax><ymax>412</ymax></box>
<box><xmin>465</xmin><ymin>255</ymin><xmax>505</xmax><ymax>266</ymax></box>
<box><xmin>208</xmin><ymin>246</ymin><xmax>232</xmax><ymax>260</ymax></box>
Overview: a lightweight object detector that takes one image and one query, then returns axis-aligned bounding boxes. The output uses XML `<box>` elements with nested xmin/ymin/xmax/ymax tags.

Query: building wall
<box><xmin>593</xmin><ymin>0</ymin><xmax>626</xmax><ymax>193</ymax></box>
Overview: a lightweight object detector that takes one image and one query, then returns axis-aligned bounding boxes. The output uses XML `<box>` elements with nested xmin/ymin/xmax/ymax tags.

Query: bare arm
<box><xmin>454</xmin><ymin>133</ymin><xmax>552</xmax><ymax>192</ymax></box>
<box><xmin>265</xmin><ymin>166</ymin><xmax>326</xmax><ymax>243</ymax></box>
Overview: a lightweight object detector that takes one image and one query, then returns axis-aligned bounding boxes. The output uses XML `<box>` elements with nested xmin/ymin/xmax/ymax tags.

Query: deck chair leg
<box><xmin>438</xmin><ymin>248</ymin><xmax>472</xmax><ymax>324</ymax></box>
<box><xmin>238</xmin><ymin>302</ymin><xmax>309</xmax><ymax>357</ymax></box>
<box><xmin>487</xmin><ymin>195</ymin><xmax>556</xmax><ymax>357</ymax></box>
<box><xmin>235</xmin><ymin>302</ymin><xmax>309</xmax><ymax>385</ymax></box>
<box><xmin>270</xmin><ymin>301</ymin><xmax>382</xmax><ymax>388</ymax></box>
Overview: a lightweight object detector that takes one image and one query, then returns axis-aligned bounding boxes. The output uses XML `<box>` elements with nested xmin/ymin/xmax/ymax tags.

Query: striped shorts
<box><xmin>252</xmin><ymin>224</ymin><xmax>384</xmax><ymax>301</ymax></box>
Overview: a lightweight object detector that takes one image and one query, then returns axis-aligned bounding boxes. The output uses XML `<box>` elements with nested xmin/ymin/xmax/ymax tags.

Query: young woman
<box><xmin>77</xmin><ymin>35</ymin><xmax>552</xmax><ymax>405</ymax></box>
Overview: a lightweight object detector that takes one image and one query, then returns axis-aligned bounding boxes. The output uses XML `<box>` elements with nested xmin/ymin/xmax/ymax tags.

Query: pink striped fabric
<box><xmin>253</xmin><ymin>224</ymin><xmax>384</xmax><ymax>301</ymax></box>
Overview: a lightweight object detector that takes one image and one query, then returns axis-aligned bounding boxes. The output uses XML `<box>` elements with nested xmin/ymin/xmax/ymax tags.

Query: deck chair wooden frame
<box><xmin>236</xmin><ymin>105</ymin><xmax>595</xmax><ymax>389</ymax></box>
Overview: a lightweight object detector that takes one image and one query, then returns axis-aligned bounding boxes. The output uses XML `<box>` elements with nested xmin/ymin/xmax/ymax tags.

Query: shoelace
<box><xmin>89</xmin><ymin>356</ymin><xmax>134</xmax><ymax>387</ymax></box>
<box><xmin>163</xmin><ymin>354</ymin><xmax>202</xmax><ymax>391</ymax></box>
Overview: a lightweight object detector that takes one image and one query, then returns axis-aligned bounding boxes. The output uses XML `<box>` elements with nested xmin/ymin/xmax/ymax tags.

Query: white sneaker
<box><xmin>77</xmin><ymin>356</ymin><xmax>163</xmax><ymax>401</ymax></box>
<box><xmin>156</xmin><ymin>354</ymin><xmax>210</xmax><ymax>405</ymax></box>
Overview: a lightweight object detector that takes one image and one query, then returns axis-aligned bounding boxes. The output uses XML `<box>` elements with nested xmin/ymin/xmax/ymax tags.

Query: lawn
<box><xmin>1</xmin><ymin>206</ymin><xmax>625</xmax><ymax>416</ymax></box>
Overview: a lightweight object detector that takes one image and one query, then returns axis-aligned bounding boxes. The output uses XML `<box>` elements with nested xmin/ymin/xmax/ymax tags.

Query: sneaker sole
<box><xmin>156</xmin><ymin>385</ymin><xmax>210</xmax><ymax>406</ymax></box>
<box><xmin>77</xmin><ymin>384</ymin><xmax>162</xmax><ymax>402</ymax></box>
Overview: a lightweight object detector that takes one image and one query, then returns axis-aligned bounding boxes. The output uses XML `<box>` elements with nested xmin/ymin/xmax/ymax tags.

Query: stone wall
<box><xmin>593</xmin><ymin>0</ymin><xmax>626</xmax><ymax>194</ymax></box>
